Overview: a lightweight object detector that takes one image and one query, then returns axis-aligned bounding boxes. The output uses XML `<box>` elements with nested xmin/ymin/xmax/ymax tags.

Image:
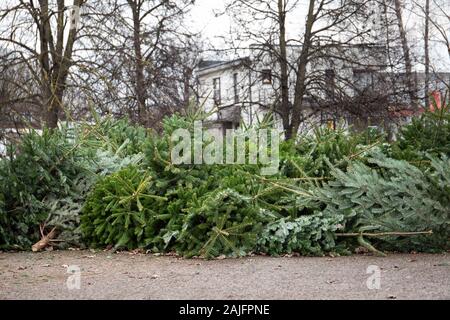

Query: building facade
<box><xmin>196</xmin><ymin>44</ymin><xmax>449</xmax><ymax>137</ymax></box>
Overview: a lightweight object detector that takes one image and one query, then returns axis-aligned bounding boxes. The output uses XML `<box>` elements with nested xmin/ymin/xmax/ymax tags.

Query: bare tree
<box><xmin>80</xmin><ymin>0</ymin><xmax>198</xmax><ymax>127</ymax></box>
<box><xmin>0</xmin><ymin>0</ymin><xmax>86</xmax><ymax>128</ymax></box>
<box><xmin>1</xmin><ymin>0</ymin><xmax>199</xmax><ymax>129</ymax></box>
<box><xmin>431</xmin><ymin>0</ymin><xmax>450</xmax><ymax>60</ymax></box>
<box><xmin>224</xmin><ymin>0</ymin><xmax>387</xmax><ymax>139</ymax></box>
<box><xmin>412</xmin><ymin>0</ymin><xmax>449</xmax><ymax>97</ymax></box>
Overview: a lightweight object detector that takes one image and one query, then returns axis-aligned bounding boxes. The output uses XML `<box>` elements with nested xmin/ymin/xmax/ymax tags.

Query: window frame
<box><xmin>213</xmin><ymin>77</ymin><xmax>221</xmax><ymax>106</ymax></box>
<box><xmin>261</xmin><ymin>69</ymin><xmax>272</xmax><ymax>85</ymax></box>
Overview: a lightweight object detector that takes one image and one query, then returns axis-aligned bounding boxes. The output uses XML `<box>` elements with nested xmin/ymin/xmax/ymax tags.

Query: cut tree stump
<box><xmin>32</xmin><ymin>225</ymin><xmax>57</xmax><ymax>252</ymax></box>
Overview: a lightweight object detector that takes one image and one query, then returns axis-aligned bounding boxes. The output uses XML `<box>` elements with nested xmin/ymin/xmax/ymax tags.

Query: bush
<box><xmin>174</xmin><ymin>188</ymin><xmax>272</xmax><ymax>258</ymax></box>
<box><xmin>317</xmin><ymin>152</ymin><xmax>450</xmax><ymax>252</ymax></box>
<box><xmin>1</xmin><ymin>108</ymin><xmax>449</xmax><ymax>257</ymax></box>
<box><xmin>0</xmin><ymin>118</ymin><xmax>146</xmax><ymax>250</ymax></box>
<box><xmin>81</xmin><ymin>117</ymin><xmax>148</xmax><ymax>156</ymax></box>
<box><xmin>80</xmin><ymin>165</ymin><xmax>167</xmax><ymax>249</ymax></box>
<box><xmin>392</xmin><ymin>104</ymin><xmax>450</xmax><ymax>161</ymax></box>
<box><xmin>257</xmin><ymin>212</ymin><xmax>347</xmax><ymax>256</ymax></box>
<box><xmin>0</xmin><ymin>127</ymin><xmax>88</xmax><ymax>249</ymax></box>
<box><xmin>280</xmin><ymin>126</ymin><xmax>362</xmax><ymax>179</ymax></box>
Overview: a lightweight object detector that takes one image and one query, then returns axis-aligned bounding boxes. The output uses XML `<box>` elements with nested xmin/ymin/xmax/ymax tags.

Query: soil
<box><xmin>0</xmin><ymin>250</ymin><xmax>448</xmax><ymax>300</ymax></box>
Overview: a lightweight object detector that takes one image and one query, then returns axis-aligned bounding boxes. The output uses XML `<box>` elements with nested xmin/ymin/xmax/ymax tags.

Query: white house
<box><xmin>196</xmin><ymin>43</ymin><xmax>390</xmax><ymax>135</ymax></box>
<box><xmin>196</xmin><ymin>40</ymin><xmax>450</xmax><ymax>138</ymax></box>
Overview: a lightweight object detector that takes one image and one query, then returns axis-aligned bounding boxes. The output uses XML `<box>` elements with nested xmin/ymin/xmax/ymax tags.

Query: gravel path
<box><xmin>0</xmin><ymin>251</ymin><xmax>448</xmax><ymax>300</ymax></box>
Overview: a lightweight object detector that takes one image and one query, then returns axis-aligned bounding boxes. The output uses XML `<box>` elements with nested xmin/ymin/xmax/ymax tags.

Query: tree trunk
<box><xmin>277</xmin><ymin>0</ymin><xmax>291</xmax><ymax>136</ymax></box>
<box><xmin>183</xmin><ymin>66</ymin><xmax>193</xmax><ymax>109</ymax></box>
<box><xmin>46</xmin><ymin>0</ymin><xmax>65</xmax><ymax>129</ymax></box>
<box><xmin>38</xmin><ymin>0</ymin><xmax>55</xmax><ymax>128</ymax></box>
<box><xmin>288</xmin><ymin>0</ymin><xmax>315</xmax><ymax>140</ymax></box>
<box><xmin>394</xmin><ymin>0</ymin><xmax>418</xmax><ymax>110</ymax></box>
<box><xmin>39</xmin><ymin>0</ymin><xmax>83</xmax><ymax>128</ymax></box>
<box><xmin>129</xmin><ymin>0</ymin><xmax>148</xmax><ymax>126</ymax></box>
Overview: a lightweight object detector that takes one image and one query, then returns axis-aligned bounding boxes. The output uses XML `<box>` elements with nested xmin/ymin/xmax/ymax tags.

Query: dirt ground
<box><xmin>0</xmin><ymin>250</ymin><xmax>448</xmax><ymax>300</ymax></box>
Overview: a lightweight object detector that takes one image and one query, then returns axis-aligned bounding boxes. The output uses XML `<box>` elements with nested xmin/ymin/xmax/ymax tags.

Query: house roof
<box><xmin>198</xmin><ymin>60</ymin><xmax>225</xmax><ymax>69</ymax></box>
<box><xmin>197</xmin><ymin>57</ymin><xmax>251</xmax><ymax>76</ymax></box>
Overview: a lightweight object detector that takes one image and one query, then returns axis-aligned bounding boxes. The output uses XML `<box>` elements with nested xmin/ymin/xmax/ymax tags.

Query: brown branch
<box><xmin>336</xmin><ymin>230</ymin><xmax>433</xmax><ymax>237</ymax></box>
<box><xmin>31</xmin><ymin>226</ymin><xmax>57</xmax><ymax>252</ymax></box>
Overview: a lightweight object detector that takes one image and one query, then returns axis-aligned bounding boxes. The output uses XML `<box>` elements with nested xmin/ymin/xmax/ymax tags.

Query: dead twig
<box><xmin>336</xmin><ymin>230</ymin><xmax>433</xmax><ymax>257</ymax></box>
<box><xmin>336</xmin><ymin>230</ymin><xmax>433</xmax><ymax>237</ymax></box>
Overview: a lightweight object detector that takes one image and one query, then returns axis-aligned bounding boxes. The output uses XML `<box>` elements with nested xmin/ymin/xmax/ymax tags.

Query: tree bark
<box><xmin>277</xmin><ymin>0</ymin><xmax>291</xmax><ymax>136</ymax></box>
<box><xmin>287</xmin><ymin>0</ymin><xmax>315</xmax><ymax>140</ymax></box>
<box><xmin>38</xmin><ymin>0</ymin><xmax>83</xmax><ymax>128</ymax></box>
<box><xmin>183</xmin><ymin>66</ymin><xmax>193</xmax><ymax>109</ymax></box>
<box><xmin>38</xmin><ymin>0</ymin><xmax>54</xmax><ymax>127</ymax></box>
<box><xmin>128</xmin><ymin>0</ymin><xmax>148</xmax><ymax>126</ymax></box>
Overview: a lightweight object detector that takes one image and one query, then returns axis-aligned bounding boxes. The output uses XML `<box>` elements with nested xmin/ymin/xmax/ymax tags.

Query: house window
<box><xmin>321</xmin><ymin>111</ymin><xmax>336</xmax><ymax>130</ymax></box>
<box><xmin>353</xmin><ymin>69</ymin><xmax>375</xmax><ymax>92</ymax></box>
<box><xmin>325</xmin><ymin>69</ymin><xmax>335</xmax><ymax>100</ymax></box>
<box><xmin>233</xmin><ymin>73</ymin><xmax>239</xmax><ymax>104</ymax></box>
<box><xmin>259</xmin><ymin>88</ymin><xmax>268</xmax><ymax>104</ymax></box>
<box><xmin>213</xmin><ymin>77</ymin><xmax>221</xmax><ymax>106</ymax></box>
<box><xmin>261</xmin><ymin>69</ymin><xmax>272</xmax><ymax>85</ymax></box>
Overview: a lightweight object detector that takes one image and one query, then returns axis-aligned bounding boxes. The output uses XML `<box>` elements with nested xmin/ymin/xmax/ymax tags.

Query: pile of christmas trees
<box><xmin>0</xmin><ymin>102</ymin><xmax>449</xmax><ymax>257</ymax></box>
